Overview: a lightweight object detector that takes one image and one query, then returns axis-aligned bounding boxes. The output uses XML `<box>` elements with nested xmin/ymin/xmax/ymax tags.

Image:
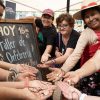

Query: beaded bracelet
<box><xmin>7</xmin><ymin>67</ymin><xmax>19</xmax><ymax>81</ymax></box>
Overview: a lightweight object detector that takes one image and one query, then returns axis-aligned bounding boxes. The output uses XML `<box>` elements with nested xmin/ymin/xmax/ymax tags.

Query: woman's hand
<box><xmin>29</xmin><ymin>80</ymin><xmax>55</xmax><ymax>91</ymax></box>
<box><xmin>41</xmin><ymin>53</ymin><xmax>51</xmax><ymax>63</ymax></box>
<box><xmin>28</xmin><ymin>80</ymin><xmax>56</xmax><ymax>99</ymax></box>
<box><xmin>55</xmin><ymin>51</ymin><xmax>63</xmax><ymax>57</ymax></box>
<box><xmin>23</xmin><ymin>88</ymin><xmax>53</xmax><ymax>100</ymax></box>
<box><xmin>63</xmin><ymin>71</ymin><xmax>80</xmax><ymax>85</ymax></box>
<box><xmin>37</xmin><ymin>63</ymin><xmax>51</xmax><ymax>68</ymax></box>
<box><xmin>15</xmin><ymin>64</ymin><xmax>39</xmax><ymax>74</ymax></box>
<box><xmin>46</xmin><ymin>68</ymin><xmax>65</xmax><ymax>82</ymax></box>
<box><xmin>57</xmin><ymin>81</ymin><xmax>82</xmax><ymax>100</ymax></box>
<box><xmin>16</xmin><ymin>71</ymin><xmax>37</xmax><ymax>81</ymax></box>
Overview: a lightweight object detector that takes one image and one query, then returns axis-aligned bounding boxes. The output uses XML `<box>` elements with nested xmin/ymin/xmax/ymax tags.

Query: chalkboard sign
<box><xmin>0</xmin><ymin>19</ymin><xmax>40</xmax><ymax>66</ymax></box>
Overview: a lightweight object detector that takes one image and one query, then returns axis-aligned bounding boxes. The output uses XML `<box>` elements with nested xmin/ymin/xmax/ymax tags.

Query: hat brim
<box><xmin>42</xmin><ymin>13</ymin><xmax>54</xmax><ymax>17</ymax></box>
<box><xmin>73</xmin><ymin>5</ymin><xmax>100</xmax><ymax>20</ymax></box>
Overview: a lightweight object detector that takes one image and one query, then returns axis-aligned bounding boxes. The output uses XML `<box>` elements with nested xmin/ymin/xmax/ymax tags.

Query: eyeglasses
<box><xmin>58</xmin><ymin>24</ymin><xmax>69</xmax><ymax>29</ymax></box>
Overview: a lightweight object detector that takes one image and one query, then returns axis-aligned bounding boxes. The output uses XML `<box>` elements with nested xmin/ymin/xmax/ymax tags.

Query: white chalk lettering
<box><xmin>19</xmin><ymin>37</ymin><xmax>26</xmax><ymax>47</ymax></box>
<box><xmin>0</xmin><ymin>38</ymin><xmax>15</xmax><ymax>51</ymax></box>
<box><xmin>9</xmin><ymin>25</ymin><xmax>15</xmax><ymax>36</ymax></box>
<box><xmin>6</xmin><ymin>49</ymin><xmax>32</xmax><ymax>63</ymax></box>
<box><xmin>0</xmin><ymin>25</ymin><xmax>15</xmax><ymax>36</ymax></box>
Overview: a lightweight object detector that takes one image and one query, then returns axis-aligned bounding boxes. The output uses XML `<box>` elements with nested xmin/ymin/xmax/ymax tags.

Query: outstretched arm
<box><xmin>63</xmin><ymin>50</ymin><xmax>100</xmax><ymax>84</ymax></box>
<box><xmin>0</xmin><ymin>61</ymin><xmax>15</xmax><ymax>70</ymax></box>
<box><xmin>74</xmin><ymin>50</ymin><xmax>100</xmax><ymax>79</ymax></box>
<box><xmin>0</xmin><ymin>87</ymin><xmax>37</xmax><ymax>100</ymax></box>
<box><xmin>57</xmin><ymin>81</ymin><xmax>100</xmax><ymax>100</ymax></box>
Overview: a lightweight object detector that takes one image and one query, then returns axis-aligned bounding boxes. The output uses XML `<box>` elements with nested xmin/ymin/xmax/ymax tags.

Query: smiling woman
<box><xmin>61</xmin><ymin>0</ymin><xmax>100</xmax><ymax>96</ymax></box>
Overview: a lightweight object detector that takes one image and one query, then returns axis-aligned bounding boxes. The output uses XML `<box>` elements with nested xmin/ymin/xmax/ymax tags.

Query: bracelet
<box><xmin>7</xmin><ymin>70</ymin><xmax>18</xmax><ymax>81</ymax></box>
<box><xmin>79</xmin><ymin>93</ymin><xmax>87</xmax><ymax>100</ymax></box>
<box><xmin>9</xmin><ymin>67</ymin><xmax>19</xmax><ymax>74</ymax></box>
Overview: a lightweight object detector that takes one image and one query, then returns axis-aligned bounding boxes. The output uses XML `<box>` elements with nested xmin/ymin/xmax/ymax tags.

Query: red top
<box><xmin>80</xmin><ymin>31</ymin><xmax>100</xmax><ymax>72</ymax></box>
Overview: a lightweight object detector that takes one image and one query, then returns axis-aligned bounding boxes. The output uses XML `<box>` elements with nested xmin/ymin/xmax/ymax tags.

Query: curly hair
<box><xmin>56</xmin><ymin>13</ymin><xmax>75</xmax><ymax>28</ymax></box>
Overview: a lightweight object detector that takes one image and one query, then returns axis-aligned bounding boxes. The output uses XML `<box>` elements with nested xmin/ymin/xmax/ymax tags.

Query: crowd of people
<box><xmin>0</xmin><ymin>0</ymin><xmax>100</xmax><ymax>99</ymax></box>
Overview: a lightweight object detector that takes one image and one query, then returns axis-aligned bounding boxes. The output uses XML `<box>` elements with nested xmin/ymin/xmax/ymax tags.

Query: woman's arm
<box><xmin>54</xmin><ymin>48</ymin><xmax>74</xmax><ymax>64</ymax></box>
<box><xmin>46</xmin><ymin>48</ymin><xmax>74</xmax><ymax>65</ymax></box>
<box><xmin>57</xmin><ymin>81</ymin><xmax>100</xmax><ymax>100</ymax></box>
<box><xmin>61</xmin><ymin>32</ymin><xmax>88</xmax><ymax>72</ymax></box>
<box><xmin>0</xmin><ymin>68</ymin><xmax>9</xmax><ymax>81</ymax></box>
<box><xmin>61</xmin><ymin>28</ymin><xmax>98</xmax><ymax>72</ymax></box>
<box><xmin>84</xmin><ymin>95</ymin><xmax>100</xmax><ymax>100</ymax></box>
<box><xmin>0</xmin><ymin>81</ymin><xmax>25</xmax><ymax>89</ymax></box>
<box><xmin>74</xmin><ymin>50</ymin><xmax>100</xmax><ymax>79</ymax></box>
<box><xmin>0</xmin><ymin>61</ymin><xmax>15</xmax><ymax>70</ymax></box>
<box><xmin>0</xmin><ymin>87</ymin><xmax>36</xmax><ymax>100</ymax></box>
<box><xmin>41</xmin><ymin>45</ymin><xmax>52</xmax><ymax>63</ymax></box>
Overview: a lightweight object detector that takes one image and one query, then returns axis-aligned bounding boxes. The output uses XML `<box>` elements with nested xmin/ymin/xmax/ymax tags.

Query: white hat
<box><xmin>73</xmin><ymin>0</ymin><xmax>100</xmax><ymax>20</ymax></box>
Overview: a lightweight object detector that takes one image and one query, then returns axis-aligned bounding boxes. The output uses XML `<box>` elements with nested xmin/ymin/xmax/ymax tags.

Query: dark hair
<box><xmin>0</xmin><ymin>0</ymin><xmax>5</xmax><ymax>9</ymax></box>
<box><xmin>35</xmin><ymin>18</ymin><xmax>43</xmax><ymax>29</ymax></box>
<box><xmin>81</xmin><ymin>6</ymin><xmax>100</xmax><ymax>20</ymax></box>
<box><xmin>56</xmin><ymin>13</ymin><xmax>74</xmax><ymax>27</ymax></box>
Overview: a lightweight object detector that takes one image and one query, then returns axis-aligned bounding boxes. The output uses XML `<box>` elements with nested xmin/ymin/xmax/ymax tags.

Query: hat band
<box><xmin>81</xmin><ymin>2</ymin><xmax>97</xmax><ymax>9</ymax></box>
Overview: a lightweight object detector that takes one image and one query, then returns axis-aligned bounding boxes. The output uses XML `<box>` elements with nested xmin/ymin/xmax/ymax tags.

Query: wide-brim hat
<box><xmin>42</xmin><ymin>9</ymin><xmax>54</xmax><ymax>17</ymax></box>
<box><xmin>73</xmin><ymin>0</ymin><xmax>100</xmax><ymax>20</ymax></box>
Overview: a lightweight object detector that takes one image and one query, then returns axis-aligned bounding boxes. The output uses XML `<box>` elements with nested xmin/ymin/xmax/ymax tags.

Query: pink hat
<box><xmin>73</xmin><ymin>0</ymin><xmax>100</xmax><ymax>20</ymax></box>
<box><xmin>42</xmin><ymin>9</ymin><xmax>54</xmax><ymax>17</ymax></box>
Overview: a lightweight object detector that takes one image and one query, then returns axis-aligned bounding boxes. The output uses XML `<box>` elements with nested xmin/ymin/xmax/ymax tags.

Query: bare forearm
<box><xmin>0</xmin><ymin>61</ymin><xmax>15</xmax><ymax>70</ymax></box>
<box><xmin>0</xmin><ymin>81</ymin><xmax>25</xmax><ymax>89</ymax></box>
<box><xmin>0</xmin><ymin>87</ymin><xmax>28</xmax><ymax>100</ymax></box>
<box><xmin>75</xmin><ymin>58</ymin><xmax>96</xmax><ymax>79</ymax></box>
<box><xmin>0</xmin><ymin>68</ymin><xmax>9</xmax><ymax>81</ymax></box>
<box><xmin>85</xmin><ymin>96</ymin><xmax>100</xmax><ymax>100</ymax></box>
<box><xmin>54</xmin><ymin>55</ymin><xmax>68</xmax><ymax>64</ymax></box>
<box><xmin>43</xmin><ymin>45</ymin><xmax>52</xmax><ymax>54</ymax></box>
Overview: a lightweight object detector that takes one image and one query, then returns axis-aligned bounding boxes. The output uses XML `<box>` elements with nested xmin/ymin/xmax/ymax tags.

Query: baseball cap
<box><xmin>42</xmin><ymin>9</ymin><xmax>54</xmax><ymax>17</ymax></box>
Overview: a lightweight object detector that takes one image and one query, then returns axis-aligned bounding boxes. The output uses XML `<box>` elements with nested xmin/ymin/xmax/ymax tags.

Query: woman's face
<box><xmin>84</xmin><ymin>9</ymin><xmax>100</xmax><ymax>30</ymax></box>
<box><xmin>41</xmin><ymin>14</ymin><xmax>53</xmax><ymax>27</ymax></box>
<box><xmin>58</xmin><ymin>20</ymin><xmax>72</xmax><ymax>36</ymax></box>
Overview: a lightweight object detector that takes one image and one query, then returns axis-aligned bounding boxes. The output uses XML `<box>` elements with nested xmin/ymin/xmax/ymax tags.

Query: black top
<box><xmin>55</xmin><ymin>29</ymin><xmax>80</xmax><ymax>70</ymax></box>
<box><xmin>56</xmin><ymin>29</ymin><xmax>80</xmax><ymax>54</ymax></box>
<box><xmin>38</xmin><ymin>24</ymin><xmax>57</xmax><ymax>57</ymax></box>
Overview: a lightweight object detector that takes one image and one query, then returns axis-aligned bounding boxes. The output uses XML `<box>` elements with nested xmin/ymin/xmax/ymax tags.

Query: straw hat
<box><xmin>73</xmin><ymin>0</ymin><xmax>100</xmax><ymax>20</ymax></box>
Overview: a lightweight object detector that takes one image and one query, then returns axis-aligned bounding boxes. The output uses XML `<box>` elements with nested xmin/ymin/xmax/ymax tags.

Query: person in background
<box><xmin>40</xmin><ymin>9</ymin><xmax>57</xmax><ymax>63</ymax></box>
<box><xmin>57</xmin><ymin>81</ymin><xmax>100</xmax><ymax>100</ymax></box>
<box><xmin>39</xmin><ymin>13</ymin><xmax>80</xmax><ymax>70</ymax></box>
<box><xmin>35</xmin><ymin>18</ymin><xmax>44</xmax><ymax>56</ymax></box>
<box><xmin>0</xmin><ymin>1</ymin><xmax>55</xmax><ymax>99</ymax></box>
<box><xmin>41</xmin><ymin>13</ymin><xmax>80</xmax><ymax>84</ymax></box>
<box><xmin>52</xmin><ymin>0</ymin><xmax>100</xmax><ymax>96</ymax></box>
